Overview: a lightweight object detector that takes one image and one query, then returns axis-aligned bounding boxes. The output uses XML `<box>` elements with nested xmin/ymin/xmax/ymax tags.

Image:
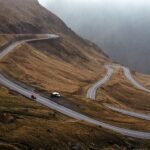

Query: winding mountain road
<box><xmin>0</xmin><ymin>34</ymin><xmax>59</xmax><ymax>60</ymax></box>
<box><xmin>87</xmin><ymin>64</ymin><xmax>150</xmax><ymax>121</ymax></box>
<box><xmin>106</xmin><ymin>68</ymin><xmax>150</xmax><ymax>120</ymax></box>
<box><xmin>123</xmin><ymin>67</ymin><xmax>150</xmax><ymax>93</ymax></box>
<box><xmin>0</xmin><ymin>74</ymin><xmax>150</xmax><ymax>139</ymax></box>
<box><xmin>0</xmin><ymin>35</ymin><xmax>150</xmax><ymax>139</ymax></box>
<box><xmin>105</xmin><ymin>104</ymin><xmax>150</xmax><ymax>121</ymax></box>
<box><xmin>87</xmin><ymin>65</ymin><xmax>114</xmax><ymax>100</ymax></box>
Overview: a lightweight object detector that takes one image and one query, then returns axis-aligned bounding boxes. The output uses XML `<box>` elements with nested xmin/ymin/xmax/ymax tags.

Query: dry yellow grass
<box><xmin>0</xmin><ymin>36</ymin><xmax>8</xmax><ymax>47</ymax></box>
<box><xmin>97</xmin><ymin>68</ymin><xmax>150</xmax><ymax>112</ymax></box>
<box><xmin>0</xmin><ymin>34</ymin><xmax>14</xmax><ymax>49</ymax></box>
<box><xmin>0</xmin><ymin>35</ymin><xmax>149</xmax><ymax>149</ymax></box>
<box><xmin>0</xmin><ymin>0</ymin><xmax>149</xmax><ymax>148</ymax></box>
<box><xmin>0</xmin><ymin>42</ymin><xmax>150</xmax><ymax>132</ymax></box>
<box><xmin>2</xmin><ymin>85</ymin><xmax>149</xmax><ymax>149</ymax></box>
<box><xmin>133</xmin><ymin>72</ymin><xmax>150</xmax><ymax>89</ymax></box>
<box><xmin>0</xmin><ymin>41</ymin><xmax>106</xmax><ymax>94</ymax></box>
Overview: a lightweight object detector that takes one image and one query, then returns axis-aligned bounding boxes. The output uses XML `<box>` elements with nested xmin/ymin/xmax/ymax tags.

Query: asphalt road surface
<box><xmin>105</xmin><ymin>104</ymin><xmax>150</xmax><ymax>121</ymax></box>
<box><xmin>123</xmin><ymin>67</ymin><xmax>150</xmax><ymax>93</ymax></box>
<box><xmin>87</xmin><ymin>65</ymin><xmax>113</xmax><ymax>100</ymax></box>
<box><xmin>0</xmin><ymin>34</ymin><xmax>59</xmax><ymax>60</ymax></box>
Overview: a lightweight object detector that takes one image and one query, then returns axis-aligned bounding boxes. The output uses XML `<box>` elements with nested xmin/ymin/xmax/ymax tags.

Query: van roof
<box><xmin>52</xmin><ymin>92</ymin><xmax>60</xmax><ymax>95</ymax></box>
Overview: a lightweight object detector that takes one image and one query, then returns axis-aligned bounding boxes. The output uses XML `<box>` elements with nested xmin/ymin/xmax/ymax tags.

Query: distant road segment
<box><xmin>105</xmin><ymin>104</ymin><xmax>150</xmax><ymax>121</ymax></box>
<box><xmin>87</xmin><ymin>64</ymin><xmax>150</xmax><ymax>121</ymax></box>
<box><xmin>123</xmin><ymin>67</ymin><xmax>150</xmax><ymax>93</ymax></box>
<box><xmin>87</xmin><ymin>65</ymin><xmax>114</xmax><ymax>100</ymax></box>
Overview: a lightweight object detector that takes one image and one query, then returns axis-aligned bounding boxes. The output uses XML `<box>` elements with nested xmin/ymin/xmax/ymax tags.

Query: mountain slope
<box><xmin>0</xmin><ymin>0</ymin><xmax>68</xmax><ymax>34</ymax></box>
<box><xmin>0</xmin><ymin>0</ymin><xmax>109</xmax><ymax>97</ymax></box>
<box><xmin>0</xmin><ymin>0</ymin><xmax>150</xmax><ymax>149</ymax></box>
<box><xmin>0</xmin><ymin>0</ymin><xmax>108</xmax><ymax>68</ymax></box>
<box><xmin>0</xmin><ymin>0</ymin><xmax>107</xmax><ymax>58</ymax></box>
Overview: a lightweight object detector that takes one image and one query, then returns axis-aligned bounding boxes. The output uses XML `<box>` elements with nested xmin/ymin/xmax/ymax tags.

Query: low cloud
<box><xmin>39</xmin><ymin>0</ymin><xmax>150</xmax><ymax>74</ymax></box>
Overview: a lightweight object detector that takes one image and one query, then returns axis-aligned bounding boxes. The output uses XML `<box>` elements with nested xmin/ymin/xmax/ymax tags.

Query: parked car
<box><xmin>31</xmin><ymin>95</ymin><xmax>36</xmax><ymax>100</ymax></box>
<box><xmin>51</xmin><ymin>92</ymin><xmax>61</xmax><ymax>98</ymax></box>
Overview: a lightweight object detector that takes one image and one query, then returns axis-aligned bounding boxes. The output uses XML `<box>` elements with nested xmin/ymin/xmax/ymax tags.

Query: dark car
<box><xmin>31</xmin><ymin>95</ymin><xmax>36</xmax><ymax>100</ymax></box>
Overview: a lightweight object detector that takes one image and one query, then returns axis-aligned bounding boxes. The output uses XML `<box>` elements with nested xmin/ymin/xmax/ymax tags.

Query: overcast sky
<box><xmin>39</xmin><ymin>0</ymin><xmax>150</xmax><ymax>5</ymax></box>
<box><xmin>39</xmin><ymin>0</ymin><xmax>150</xmax><ymax>74</ymax></box>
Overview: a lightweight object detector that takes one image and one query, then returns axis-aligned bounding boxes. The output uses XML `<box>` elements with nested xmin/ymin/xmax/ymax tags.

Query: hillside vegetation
<box><xmin>0</xmin><ymin>85</ymin><xmax>150</xmax><ymax>150</ymax></box>
<box><xmin>97</xmin><ymin>67</ymin><xmax>150</xmax><ymax>112</ymax></box>
<box><xmin>134</xmin><ymin>72</ymin><xmax>150</xmax><ymax>89</ymax></box>
<box><xmin>0</xmin><ymin>0</ymin><xmax>150</xmax><ymax>149</ymax></box>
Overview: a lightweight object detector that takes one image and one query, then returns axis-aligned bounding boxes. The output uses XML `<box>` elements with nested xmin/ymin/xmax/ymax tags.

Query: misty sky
<box><xmin>39</xmin><ymin>0</ymin><xmax>150</xmax><ymax>74</ymax></box>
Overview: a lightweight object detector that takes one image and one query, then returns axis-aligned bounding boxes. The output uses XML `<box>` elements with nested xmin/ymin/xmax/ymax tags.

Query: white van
<box><xmin>51</xmin><ymin>92</ymin><xmax>61</xmax><ymax>98</ymax></box>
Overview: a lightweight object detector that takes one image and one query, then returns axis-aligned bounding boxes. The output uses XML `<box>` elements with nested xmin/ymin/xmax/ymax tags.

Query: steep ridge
<box><xmin>0</xmin><ymin>0</ymin><xmax>109</xmax><ymax>96</ymax></box>
<box><xmin>0</xmin><ymin>0</ymin><xmax>69</xmax><ymax>34</ymax></box>
<box><xmin>0</xmin><ymin>0</ymin><xmax>108</xmax><ymax>58</ymax></box>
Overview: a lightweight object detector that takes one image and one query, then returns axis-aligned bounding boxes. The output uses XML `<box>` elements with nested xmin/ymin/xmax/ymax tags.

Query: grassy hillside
<box><xmin>0</xmin><ymin>85</ymin><xmax>122</xmax><ymax>149</ymax></box>
<box><xmin>0</xmin><ymin>0</ymin><xmax>68</xmax><ymax>34</ymax></box>
<box><xmin>0</xmin><ymin>36</ymin><xmax>9</xmax><ymax>47</ymax></box>
<box><xmin>134</xmin><ymin>72</ymin><xmax>150</xmax><ymax>89</ymax></box>
<box><xmin>0</xmin><ymin>35</ymin><xmax>15</xmax><ymax>49</ymax></box>
<box><xmin>97</xmin><ymin>67</ymin><xmax>150</xmax><ymax>112</ymax></box>
<box><xmin>0</xmin><ymin>38</ymin><xmax>150</xmax><ymax>132</ymax></box>
<box><xmin>0</xmin><ymin>0</ymin><xmax>150</xmax><ymax>149</ymax></box>
<box><xmin>0</xmin><ymin>85</ymin><xmax>150</xmax><ymax>150</ymax></box>
<box><xmin>0</xmin><ymin>37</ymin><xmax>106</xmax><ymax>93</ymax></box>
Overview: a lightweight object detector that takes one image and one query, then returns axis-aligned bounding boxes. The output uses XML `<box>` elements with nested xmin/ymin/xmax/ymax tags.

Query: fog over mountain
<box><xmin>39</xmin><ymin>0</ymin><xmax>150</xmax><ymax>74</ymax></box>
